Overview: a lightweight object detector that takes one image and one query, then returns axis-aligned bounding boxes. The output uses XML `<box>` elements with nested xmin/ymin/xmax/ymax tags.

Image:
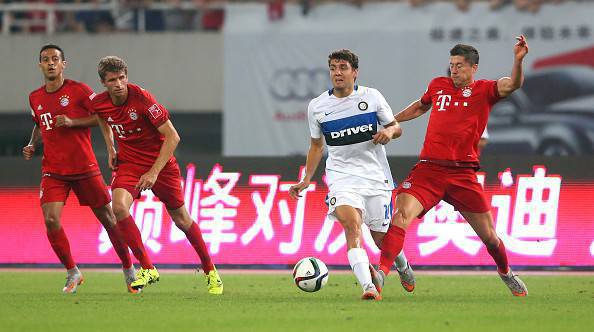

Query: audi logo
<box><xmin>269</xmin><ymin>68</ymin><xmax>330</xmax><ymax>102</ymax></box>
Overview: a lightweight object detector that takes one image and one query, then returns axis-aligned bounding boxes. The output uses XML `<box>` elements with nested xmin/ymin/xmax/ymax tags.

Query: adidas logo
<box><xmin>107</xmin><ymin>116</ymin><xmax>114</xmax><ymax>122</ymax></box>
<box><xmin>37</xmin><ymin>105</ymin><xmax>43</xmax><ymax>110</ymax></box>
<box><xmin>305</xmin><ymin>271</ymin><xmax>312</xmax><ymax>276</ymax></box>
<box><xmin>436</xmin><ymin>90</ymin><xmax>443</xmax><ymax>95</ymax></box>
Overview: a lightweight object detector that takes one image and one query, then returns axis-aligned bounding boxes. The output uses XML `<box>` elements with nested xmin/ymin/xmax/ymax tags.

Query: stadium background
<box><xmin>1</xmin><ymin>0</ymin><xmax>593</xmax><ymax>270</ymax></box>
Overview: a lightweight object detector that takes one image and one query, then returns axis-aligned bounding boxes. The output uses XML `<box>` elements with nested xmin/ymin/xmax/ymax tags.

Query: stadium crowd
<box><xmin>0</xmin><ymin>0</ymin><xmax>578</xmax><ymax>34</ymax></box>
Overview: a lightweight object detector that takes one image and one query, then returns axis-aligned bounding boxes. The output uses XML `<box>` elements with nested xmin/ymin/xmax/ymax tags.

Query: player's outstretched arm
<box><xmin>395</xmin><ymin>99</ymin><xmax>431</xmax><ymax>123</ymax></box>
<box><xmin>373</xmin><ymin>120</ymin><xmax>402</xmax><ymax>145</ymax></box>
<box><xmin>497</xmin><ymin>35</ymin><xmax>529</xmax><ymax>98</ymax></box>
<box><xmin>22</xmin><ymin>125</ymin><xmax>41</xmax><ymax>160</ymax></box>
<box><xmin>135</xmin><ymin>120</ymin><xmax>180</xmax><ymax>191</ymax></box>
<box><xmin>55</xmin><ymin>115</ymin><xmax>98</xmax><ymax>128</ymax></box>
<box><xmin>96</xmin><ymin>115</ymin><xmax>118</xmax><ymax>170</ymax></box>
<box><xmin>289</xmin><ymin>137</ymin><xmax>324</xmax><ymax>199</ymax></box>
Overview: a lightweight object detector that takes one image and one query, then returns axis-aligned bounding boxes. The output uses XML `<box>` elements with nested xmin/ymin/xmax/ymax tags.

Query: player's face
<box><xmin>102</xmin><ymin>71</ymin><xmax>129</xmax><ymax>99</ymax></box>
<box><xmin>38</xmin><ymin>48</ymin><xmax>65</xmax><ymax>81</ymax></box>
<box><xmin>449</xmin><ymin>55</ymin><xmax>477</xmax><ymax>88</ymax></box>
<box><xmin>329</xmin><ymin>59</ymin><xmax>357</xmax><ymax>90</ymax></box>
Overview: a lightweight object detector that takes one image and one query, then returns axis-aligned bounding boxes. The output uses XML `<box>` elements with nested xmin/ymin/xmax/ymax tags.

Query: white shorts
<box><xmin>326</xmin><ymin>190</ymin><xmax>393</xmax><ymax>233</ymax></box>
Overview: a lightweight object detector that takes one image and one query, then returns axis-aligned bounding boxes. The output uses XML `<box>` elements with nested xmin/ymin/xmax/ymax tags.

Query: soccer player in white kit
<box><xmin>289</xmin><ymin>49</ymin><xmax>414</xmax><ymax>300</ymax></box>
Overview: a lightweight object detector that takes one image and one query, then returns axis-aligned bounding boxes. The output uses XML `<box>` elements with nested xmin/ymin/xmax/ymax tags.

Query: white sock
<box><xmin>347</xmin><ymin>248</ymin><xmax>372</xmax><ymax>291</ymax></box>
<box><xmin>394</xmin><ymin>250</ymin><xmax>408</xmax><ymax>272</ymax></box>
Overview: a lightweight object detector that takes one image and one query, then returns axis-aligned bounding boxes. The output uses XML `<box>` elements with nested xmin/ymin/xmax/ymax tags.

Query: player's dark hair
<box><xmin>39</xmin><ymin>44</ymin><xmax>65</xmax><ymax>62</ymax></box>
<box><xmin>328</xmin><ymin>49</ymin><xmax>359</xmax><ymax>69</ymax></box>
<box><xmin>98</xmin><ymin>56</ymin><xmax>128</xmax><ymax>81</ymax></box>
<box><xmin>450</xmin><ymin>44</ymin><xmax>479</xmax><ymax>66</ymax></box>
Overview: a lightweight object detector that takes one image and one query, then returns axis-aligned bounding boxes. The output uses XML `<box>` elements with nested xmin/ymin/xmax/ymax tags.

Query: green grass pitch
<box><xmin>0</xmin><ymin>271</ymin><xmax>593</xmax><ymax>332</ymax></box>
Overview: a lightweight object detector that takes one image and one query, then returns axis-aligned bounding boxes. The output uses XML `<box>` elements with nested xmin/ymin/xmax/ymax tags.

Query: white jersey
<box><xmin>308</xmin><ymin>85</ymin><xmax>395</xmax><ymax>192</ymax></box>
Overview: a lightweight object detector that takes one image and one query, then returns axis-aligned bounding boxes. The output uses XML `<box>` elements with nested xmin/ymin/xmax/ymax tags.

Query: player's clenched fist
<box><xmin>289</xmin><ymin>180</ymin><xmax>310</xmax><ymax>199</ymax></box>
<box><xmin>55</xmin><ymin>114</ymin><xmax>73</xmax><ymax>127</ymax></box>
<box><xmin>22</xmin><ymin>144</ymin><xmax>35</xmax><ymax>160</ymax></box>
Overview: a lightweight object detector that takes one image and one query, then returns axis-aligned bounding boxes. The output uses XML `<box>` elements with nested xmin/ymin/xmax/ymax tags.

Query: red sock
<box><xmin>105</xmin><ymin>224</ymin><xmax>133</xmax><ymax>269</ymax></box>
<box><xmin>117</xmin><ymin>216</ymin><xmax>154</xmax><ymax>269</ymax></box>
<box><xmin>487</xmin><ymin>238</ymin><xmax>509</xmax><ymax>274</ymax></box>
<box><xmin>379</xmin><ymin>226</ymin><xmax>406</xmax><ymax>275</ymax></box>
<box><xmin>183</xmin><ymin>222</ymin><xmax>214</xmax><ymax>274</ymax></box>
<box><xmin>47</xmin><ymin>227</ymin><xmax>76</xmax><ymax>270</ymax></box>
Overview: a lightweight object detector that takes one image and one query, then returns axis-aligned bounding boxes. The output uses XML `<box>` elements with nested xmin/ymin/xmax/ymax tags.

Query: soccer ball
<box><xmin>292</xmin><ymin>257</ymin><xmax>329</xmax><ymax>292</ymax></box>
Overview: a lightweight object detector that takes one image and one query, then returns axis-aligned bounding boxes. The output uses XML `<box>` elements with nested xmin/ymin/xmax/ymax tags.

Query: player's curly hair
<box><xmin>328</xmin><ymin>49</ymin><xmax>359</xmax><ymax>69</ymax></box>
<box><xmin>450</xmin><ymin>44</ymin><xmax>479</xmax><ymax>66</ymax></box>
<box><xmin>98</xmin><ymin>56</ymin><xmax>128</xmax><ymax>81</ymax></box>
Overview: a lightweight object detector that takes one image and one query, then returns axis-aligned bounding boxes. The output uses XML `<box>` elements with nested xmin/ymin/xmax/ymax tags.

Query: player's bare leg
<box><xmin>42</xmin><ymin>202</ymin><xmax>83</xmax><ymax>293</ymax></box>
<box><xmin>112</xmin><ymin>188</ymin><xmax>158</xmax><ymax>291</ymax></box>
<box><xmin>371</xmin><ymin>230</ymin><xmax>415</xmax><ymax>292</ymax></box>
<box><xmin>334</xmin><ymin>205</ymin><xmax>380</xmax><ymax>300</ymax></box>
<box><xmin>168</xmin><ymin>205</ymin><xmax>223</xmax><ymax>294</ymax></box>
<box><xmin>91</xmin><ymin>204</ymin><xmax>136</xmax><ymax>292</ymax></box>
<box><xmin>461</xmin><ymin>211</ymin><xmax>528</xmax><ymax>296</ymax></box>
<box><xmin>379</xmin><ymin>193</ymin><xmax>423</xmax><ymax>277</ymax></box>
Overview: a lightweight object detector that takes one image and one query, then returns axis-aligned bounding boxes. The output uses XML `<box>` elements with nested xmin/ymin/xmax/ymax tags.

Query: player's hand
<box><xmin>136</xmin><ymin>170</ymin><xmax>158</xmax><ymax>192</ymax></box>
<box><xmin>55</xmin><ymin>115</ymin><xmax>73</xmax><ymax>127</ymax></box>
<box><xmin>22</xmin><ymin>144</ymin><xmax>35</xmax><ymax>160</ymax></box>
<box><xmin>372</xmin><ymin>128</ymin><xmax>392</xmax><ymax>145</ymax></box>
<box><xmin>289</xmin><ymin>180</ymin><xmax>310</xmax><ymax>199</ymax></box>
<box><xmin>108</xmin><ymin>149</ymin><xmax>118</xmax><ymax>171</ymax></box>
<box><xmin>513</xmin><ymin>35</ymin><xmax>528</xmax><ymax>62</ymax></box>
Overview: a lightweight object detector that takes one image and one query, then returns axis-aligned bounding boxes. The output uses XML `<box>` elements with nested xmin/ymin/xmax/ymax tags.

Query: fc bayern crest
<box><xmin>358</xmin><ymin>101</ymin><xmax>368</xmax><ymax>111</ymax></box>
<box><xmin>462</xmin><ymin>88</ymin><xmax>472</xmax><ymax>97</ymax></box>
<box><xmin>129</xmin><ymin>111</ymin><xmax>138</xmax><ymax>121</ymax></box>
<box><xmin>59</xmin><ymin>95</ymin><xmax>70</xmax><ymax>107</ymax></box>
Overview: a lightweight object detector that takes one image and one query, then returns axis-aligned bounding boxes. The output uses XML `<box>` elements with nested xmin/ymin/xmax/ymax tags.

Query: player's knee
<box><xmin>111</xmin><ymin>202</ymin><xmax>129</xmax><ymax>220</ymax></box>
<box><xmin>341</xmin><ymin>220</ymin><xmax>361</xmax><ymax>238</ymax></box>
<box><xmin>172</xmin><ymin>217</ymin><xmax>192</xmax><ymax>231</ymax></box>
<box><xmin>43</xmin><ymin>214</ymin><xmax>61</xmax><ymax>230</ymax></box>
<box><xmin>391</xmin><ymin>210</ymin><xmax>410</xmax><ymax>230</ymax></box>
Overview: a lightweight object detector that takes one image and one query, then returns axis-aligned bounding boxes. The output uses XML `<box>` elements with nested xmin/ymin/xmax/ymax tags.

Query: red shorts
<box><xmin>397</xmin><ymin>162</ymin><xmax>490</xmax><ymax>217</ymax></box>
<box><xmin>111</xmin><ymin>161</ymin><xmax>185</xmax><ymax>210</ymax></box>
<box><xmin>40</xmin><ymin>174</ymin><xmax>111</xmax><ymax>208</ymax></box>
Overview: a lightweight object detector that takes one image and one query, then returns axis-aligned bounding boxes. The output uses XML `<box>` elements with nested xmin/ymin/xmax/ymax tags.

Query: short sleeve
<box><xmin>486</xmin><ymin>80</ymin><xmax>501</xmax><ymax>105</ymax></box>
<box><xmin>29</xmin><ymin>97</ymin><xmax>39</xmax><ymax>125</ymax></box>
<box><xmin>307</xmin><ymin>100</ymin><xmax>322</xmax><ymax>139</ymax></box>
<box><xmin>373</xmin><ymin>89</ymin><xmax>395</xmax><ymax>126</ymax></box>
<box><xmin>140</xmin><ymin>89</ymin><xmax>170</xmax><ymax>128</ymax></box>
<box><xmin>420</xmin><ymin>81</ymin><xmax>433</xmax><ymax>105</ymax></box>
<box><xmin>481</xmin><ymin>127</ymin><xmax>489</xmax><ymax>139</ymax></box>
<box><xmin>75</xmin><ymin>82</ymin><xmax>96</xmax><ymax>115</ymax></box>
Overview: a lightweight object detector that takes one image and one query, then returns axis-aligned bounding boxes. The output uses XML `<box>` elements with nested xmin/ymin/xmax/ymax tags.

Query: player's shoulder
<box><xmin>356</xmin><ymin>85</ymin><xmax>384</xmax><ymax>99</ymax></box>
<box><xmin>91</xmin><ymin>90</ymin><xmax>110</xmax><ymax>106</ymax></box>
<box><xmin>29</xmin><ymin>85</ymin><xmax>46</xmax><ymax>100</ymax></box>
<box><xmin>129</xmin><ymin>83</ymin><xmax>156</xmax><ymax>105</ymax></box>
<box><xmin>429</xmin><ymin>76</ymin><xmax>452</xmax><ymax>87</ymax></box>
<box><xmin>66</xmin><ymin>79</ymin><xmax>95</xmax><ymax>96</ymax></box>
<box><xmin>308</xmin><ymin>89</ymin><xmax>332</xmax><ymax>110</ymax></box>
<box><xmin>474</xmin><ymin>79</ymin><xmax>498</xmax><ymax>88</ymax></box>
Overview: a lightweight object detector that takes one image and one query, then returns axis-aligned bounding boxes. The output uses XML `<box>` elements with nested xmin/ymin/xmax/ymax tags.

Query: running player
<box><xmin>91</xmin><ymin>56</ymin><xmax>223</xmax><ymax>294</ymax></box>
<box><xmin>289</xmin><ymin>49</ymin><xmax>414</xmax><ymax>300</ymax></box>
<box><xmin>377</xmin><ymin>36</ymin><xmax>530</xmax><ymax>296</ymax></box>
<box><xmin>24</xmin><ymin>44</ymin><xmax>135</xmax><ymax>293</ymax></box>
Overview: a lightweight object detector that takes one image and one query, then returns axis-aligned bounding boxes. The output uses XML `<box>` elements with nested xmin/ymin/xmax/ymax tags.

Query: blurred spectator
<box><xmin>455</xmin><ymin>0</ymin><xmax>471</xmax><ymax>12</ymax></box>
<box><xmin>409</xmin><ymin>0</ymin><xmax>429</xmax><ymax>8</ymax></box>
<box><xmin>489</xmin><ymin>0</ymin><xmax>512</xmax><ymax>10</ymax></box>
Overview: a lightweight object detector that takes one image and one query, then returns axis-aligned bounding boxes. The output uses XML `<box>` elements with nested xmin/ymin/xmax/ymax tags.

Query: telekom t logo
<box><xmin>111</xmin><ymin>124</ymin><xmax>126</xmax><ymax>138</ymax></box>
<box><xmin>39</xmin><ymin>112</ymin><xmax>53</xmax><ymax>130</ymax></box>
<box><xmin>436</xmin><ymin>95</ymin><xmax>452</xmax><ymax>111</ymax></box>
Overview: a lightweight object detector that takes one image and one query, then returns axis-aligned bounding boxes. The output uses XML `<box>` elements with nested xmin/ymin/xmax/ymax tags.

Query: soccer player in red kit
<box><xmin>91</xmin><ymin>56</ymin><xmax>223</xmax><ymax>294</ymax></box>
<box><xmin>23</xmin><ymin>45</ymin><xmax>135</xmax><ymax>293</ymax></box>
<box><xmin>376</xmin><ymin>36</ymin><xmax>530</xmax><ymax>296</ymax></box>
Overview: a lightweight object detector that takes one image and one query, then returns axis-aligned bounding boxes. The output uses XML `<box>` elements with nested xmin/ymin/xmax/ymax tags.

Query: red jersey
<box><xmin>91</xmin><ymin>84</ymin><xmax>172</xmax><ymax>168</ymax></box>
<box><xmin>419</xmin><ymin>77</ymin><xmax>501</xmax><ymax>165</ymax></box>
<box><xmin>29</xmin><ymin>79</ymin><xmax>100</xmax><ymax>177</ymax></box>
